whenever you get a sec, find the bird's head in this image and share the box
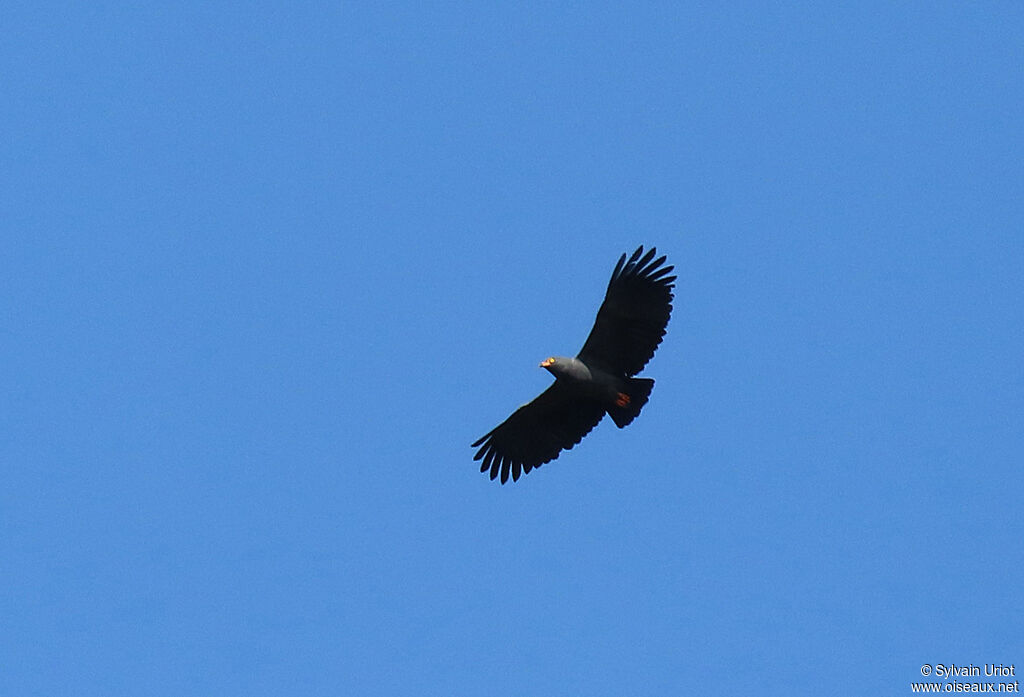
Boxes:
[540,356,567,377]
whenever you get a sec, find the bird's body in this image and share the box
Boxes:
[540,356,651,422]
[472,246,675,484]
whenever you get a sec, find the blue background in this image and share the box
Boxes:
[3,3,1022,695]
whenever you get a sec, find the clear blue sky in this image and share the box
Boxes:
[2,3,1022,695]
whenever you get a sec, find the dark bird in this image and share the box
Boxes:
[472,245,675,484]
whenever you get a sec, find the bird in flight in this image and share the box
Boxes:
[472,245,675,484]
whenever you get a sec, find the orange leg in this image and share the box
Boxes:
[615,392,631,408]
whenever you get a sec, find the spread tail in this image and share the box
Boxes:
[608,377,655,428]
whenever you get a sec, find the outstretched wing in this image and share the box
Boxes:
[577,245,675,376]
[471,381,606,484]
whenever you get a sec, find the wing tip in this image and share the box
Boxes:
[614,244,675,280]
